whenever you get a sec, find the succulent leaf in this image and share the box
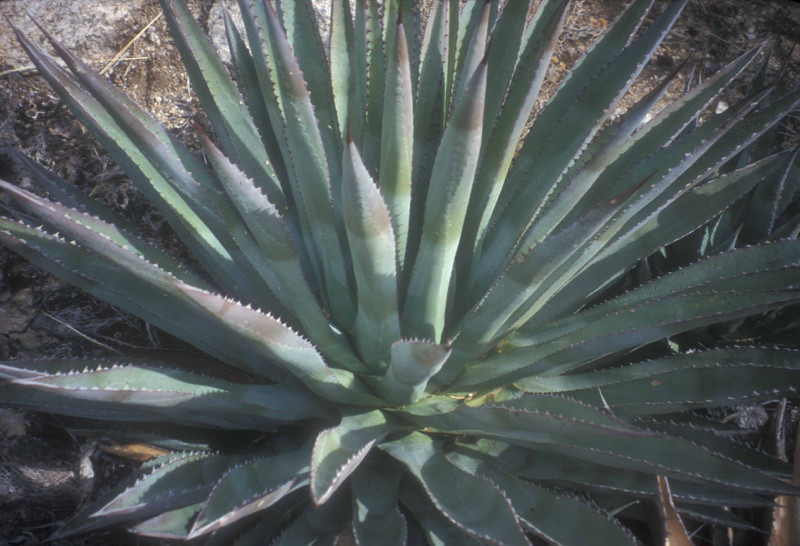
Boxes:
[188,444,311,538]
[311,409,397,505]
[2,0,799,542]
[350,459,407,546]
[380,431,531,546]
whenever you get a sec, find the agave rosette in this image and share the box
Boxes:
[2,0,800,543]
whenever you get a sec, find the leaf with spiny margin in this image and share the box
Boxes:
[517,115,800,328]
[610,88,800,252]
[379,12,414,269]
[505,150,794,333]
[2,361,329,425]
[443,0,458,110]
[342,136,401,367]
[198,132,365,373]
[510,1,689,262]
[175,284,380,406]
[379,431,531,546]
[453,180,638,364]
[398,480,483,546]
[351,458,407,546]
[377,340,452,405]
[187,444,311,539]
[311,409,398,505]
[221,3,288,186]
[0,219,279,380]
[409,0,447,235]
[741,149,800,244]
[272,497,351,546]
[260,0,355,328]
[452,0,493,111]
[362,0,386,175]
[276,0,341,178]
[635,415,791,477]
[446,446,637,546]
[410,398,799,496]
[578,45,762,210]
[477,0,671,285]
[468,439,770,508]
[528,166,792,332]
[449,0,488,110]
[516,347,800,417]
[97,452,233,519]
[453,240,800,389]
[0,188,371,401]
[462,0,567,276]
[48,453,224,539]
[159,0,283,203]
[479,0,529,133]
[11,152,143,238]
[330,0,355,143]
[403,55,487,341]
[348,0,368,149]
[10,24,260,300]
[27,15,287,313]
[0,176,203,288]
[127,502,203,539]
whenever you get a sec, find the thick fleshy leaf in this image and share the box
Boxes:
[174,284,380,405]
[516,347,800,416]
[0,219,280,380]
[380,431,531,546]
[0,172,203,288]
[198,133,365,373]
[470,439,770,508]
[351,459,407,546]
[48,452,222,539]
[461,0,568,279]
[476,0,683,287]
[271,498,351,546]
[259,0,355,328]
[446,446,637,545]
[452,181,640,366]
[0,360,330,426]
[221,3,289,186]
[378,340,452,404]
[379,13,414,268]
[409,398,799,496]
[159,0,283,203]
[10,24,263,301]
[128,502,204,539]
[453,240,800,389]
[311,409,397,505]
[0,182,376,403]
[398,480,482,546]
[188,444,311,538]
[403,54,488,341]
[342,136,402,367]
[97,452,233,519]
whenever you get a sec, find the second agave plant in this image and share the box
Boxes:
[2,0,800,543]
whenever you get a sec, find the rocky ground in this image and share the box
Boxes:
[0,0,799,544]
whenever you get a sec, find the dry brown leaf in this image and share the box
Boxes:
[98,441,171,462]
[768,425,800,546]
[657,475,694,546]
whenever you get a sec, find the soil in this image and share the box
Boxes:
[0,1,799,545]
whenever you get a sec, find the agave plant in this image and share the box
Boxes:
[2,0,800,543]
